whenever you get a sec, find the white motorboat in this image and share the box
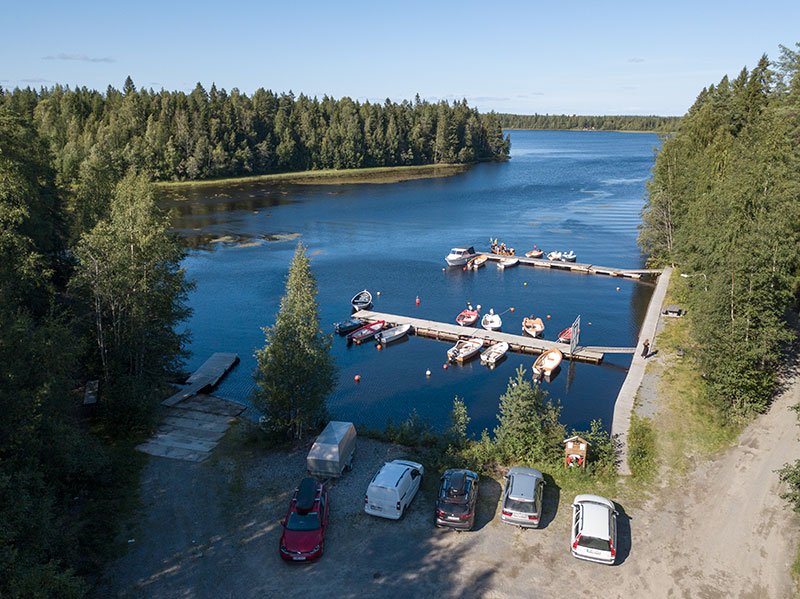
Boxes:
[547,251,562,261]
[375,323,412,345]
[481,308,502,331]
[447,338,484,363]
[480,341,509,366]
[445,245,477,267]
[562,250,576,262]
[351,289,373,310]
[498,257,519,269]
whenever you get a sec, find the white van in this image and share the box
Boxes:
[364,460,424,520]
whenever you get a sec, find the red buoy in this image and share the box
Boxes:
[354,375,361,383]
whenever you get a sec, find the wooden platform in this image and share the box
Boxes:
[352,310,605,364]
[137,394,245,462]
[163,353,240,406]
[478,252,661,279]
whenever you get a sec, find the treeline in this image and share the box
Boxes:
[0,79,510,186]
[639,43,800,419]
[0,102,192,595]
[498,112,680,131]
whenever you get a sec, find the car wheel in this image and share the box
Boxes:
[399,505,406,520]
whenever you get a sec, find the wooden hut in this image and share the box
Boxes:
[563,435,589,469]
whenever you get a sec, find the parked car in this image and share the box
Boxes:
[500,467,545,528]
[435,469,479,531]
[279,477,328,562]
[364,459,424,520]
[570,494,618,565]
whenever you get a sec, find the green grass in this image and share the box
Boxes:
[792,542,800,597]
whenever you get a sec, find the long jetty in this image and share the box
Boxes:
[352,310,606,364]
[478,252,660,279]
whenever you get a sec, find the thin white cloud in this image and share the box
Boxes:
[21,78,50,83]
[42,53,114,63]
[628,57,645,63]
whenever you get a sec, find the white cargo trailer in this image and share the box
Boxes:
[306,421,356,478]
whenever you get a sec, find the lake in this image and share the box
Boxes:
[163,130,659,435]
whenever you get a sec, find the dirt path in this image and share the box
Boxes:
[95,356,800,599]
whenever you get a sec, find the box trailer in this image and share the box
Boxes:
[306,421,356,478]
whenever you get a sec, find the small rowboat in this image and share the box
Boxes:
[525,249,544,258]
[447,338,484,363]
[467,255,488,270]
[334,318,364,335]
[532,348,563,379]
[347,320,385,345]
[481,308,502,331]
[498,257,519,269]
[557,327,578,343]
[456,304,480,326]
[561,250,577,262]
[480,341,509,367]
[547,251,562,261]
[351,289,373,310]
[375,323,411,345]
[522,316,545,338]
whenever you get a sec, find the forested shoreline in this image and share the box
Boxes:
[639,44,800,420]
[498,113,680,132]
[0,80,510,187]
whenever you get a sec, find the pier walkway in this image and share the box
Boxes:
[610,266,673,474]
[352,310,605,363]
[478,252,661,279]
[163,352,239,407]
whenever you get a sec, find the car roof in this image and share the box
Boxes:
[507,468,542,500]
[578,500,612,539]
[372,461,412,487]
[295,477,320,512]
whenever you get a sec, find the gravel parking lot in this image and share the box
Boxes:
[97,362,800,599]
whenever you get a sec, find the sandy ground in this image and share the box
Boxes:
[95,349,800,599]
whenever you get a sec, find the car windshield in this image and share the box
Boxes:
[505,498,535,513]
[286,511,320,531]
[577,536,610,551]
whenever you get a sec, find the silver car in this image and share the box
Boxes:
[570,494,618,565]
[500,467,545,528]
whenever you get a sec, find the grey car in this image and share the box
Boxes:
[500,467,545,528]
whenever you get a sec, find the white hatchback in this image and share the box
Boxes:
[570,494,618,565]
[364,460,424,520]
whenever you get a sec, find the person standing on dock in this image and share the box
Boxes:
[641,339,650,358]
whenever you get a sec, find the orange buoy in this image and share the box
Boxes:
[524,282,527,286]
[354,375,361,383]
[510,307,515,313]
[356,339,361,345]
[443,363,448,370]
[588,322,592,325]
[546,314,551,319]
[416,296,420,305]
[376,344,382,350]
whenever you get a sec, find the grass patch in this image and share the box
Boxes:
[792,541,800,597]
[157,163,472,190]
[628,413,657,482]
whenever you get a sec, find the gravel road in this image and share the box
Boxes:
[95,352,800,599]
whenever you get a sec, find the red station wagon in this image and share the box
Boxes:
[279,477,328,562]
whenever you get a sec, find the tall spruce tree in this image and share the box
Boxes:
[253,242,337,438]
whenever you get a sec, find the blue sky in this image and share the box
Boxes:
[3,0,798,116]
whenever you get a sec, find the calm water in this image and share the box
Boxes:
[164,130,659,434]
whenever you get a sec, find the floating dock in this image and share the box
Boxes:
[477,253,660,279]
[162,352,240,407]
[352,310,606,364]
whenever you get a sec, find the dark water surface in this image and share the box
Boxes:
[164,130,659,434]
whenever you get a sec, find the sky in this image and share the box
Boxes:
[2,0,799,116]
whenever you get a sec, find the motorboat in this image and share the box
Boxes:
[334,318,364,335]
[547,251,562,261]
[351,289,373,311]
[490,242,515,256]
[456,304,480,326]
[522,316,545,338]
[346,320,385,345]
[498,257,519,269]
[467,254,488,269]
[375,323,412,345]
[447,338,484,363]
[445,246,477,267]
[480,341,509,367]
[481,308,502,331]
[532,348,563,379]
[525,249,544,258]
[562,250,577,262]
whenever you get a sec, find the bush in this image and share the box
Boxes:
[628,413,657,480]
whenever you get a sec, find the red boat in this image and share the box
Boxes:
[456,305,479,327]
[347,320,385,344]
[557,327,579,343]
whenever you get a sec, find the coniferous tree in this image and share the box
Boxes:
[253,243,337,438]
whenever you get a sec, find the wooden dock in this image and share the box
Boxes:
[478,252,660,279]
[163,352,240,407]
[352,310,605,364]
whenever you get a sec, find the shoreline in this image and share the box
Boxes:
[502,128,669,134]
[157,163,475,190]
